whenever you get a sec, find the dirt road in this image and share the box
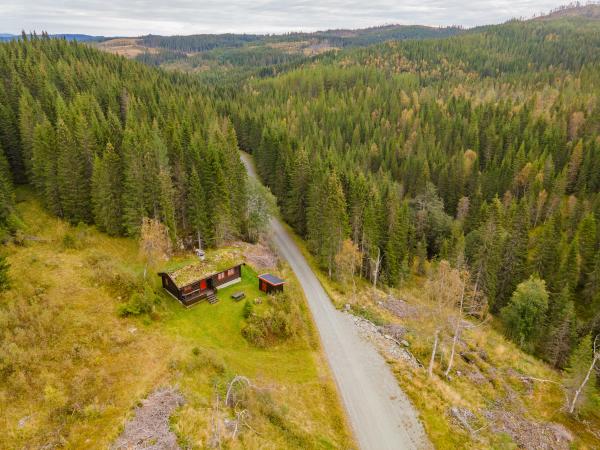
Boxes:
[241,152,431,450]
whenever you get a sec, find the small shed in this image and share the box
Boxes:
[158,263,243,307]
[258,273,285,294]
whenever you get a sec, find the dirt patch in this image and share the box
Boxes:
[483,408,573,450]
[242,241,278,270]
[380,295,419,319]
[95,38,159,58]
[112,387,185,450]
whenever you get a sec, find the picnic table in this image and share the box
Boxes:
[231,291,245,301]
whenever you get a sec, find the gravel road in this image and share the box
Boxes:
[241,152,431,450]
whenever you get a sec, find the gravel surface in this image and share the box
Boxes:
[112,387,185,450]
[348,314,421,368]
[241,152,431,450]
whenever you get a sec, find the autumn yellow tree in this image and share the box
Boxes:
[139,218,172,279]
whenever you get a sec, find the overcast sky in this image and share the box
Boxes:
[2,0,565,36]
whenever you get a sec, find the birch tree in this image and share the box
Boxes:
[139,218,172,279]
[425,261,463,377]
[566,334,599,414]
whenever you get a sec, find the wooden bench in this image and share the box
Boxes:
[231,291,245,301]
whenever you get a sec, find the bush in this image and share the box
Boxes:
[117,283,160,317]
[0,254,9,292]
[88,252,141,298]
[242,299,254,319]
[241,292,302,347]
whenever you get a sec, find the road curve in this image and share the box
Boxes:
[241,152,431,450]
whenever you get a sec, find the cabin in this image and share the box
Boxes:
[158,263,243,307]
[258,273,285,294]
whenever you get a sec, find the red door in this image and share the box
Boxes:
[260,280,267,292]
[200,279,207,290]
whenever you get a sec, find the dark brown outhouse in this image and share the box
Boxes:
[158,263,243,307]
[258,273,285,294]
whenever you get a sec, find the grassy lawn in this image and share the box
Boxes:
[162,265,320,384]
[0,193,353,449]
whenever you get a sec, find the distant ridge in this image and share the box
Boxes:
[535,2,600,20]
[0,33,105,42]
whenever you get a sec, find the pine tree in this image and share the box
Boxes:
[577,213,597,284]
[187,167,209,248]
[91,143,123,235]
[307,171,349,277]
[56,115,89,223]
[0,143,13,230]
[385,200,411,286]
[285,146,310,236]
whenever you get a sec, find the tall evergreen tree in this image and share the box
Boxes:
[307,171,349,277]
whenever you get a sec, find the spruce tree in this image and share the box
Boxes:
[543,287,576,368]
[307,171,349,277]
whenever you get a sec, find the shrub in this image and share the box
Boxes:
[118,283,160,317]
[62,233,76,249]
[0,254,9,292]
[242,299,254,319]
[241,292,302,347]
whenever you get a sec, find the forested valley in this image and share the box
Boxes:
[1,5,600,448]
[220,14,600,394]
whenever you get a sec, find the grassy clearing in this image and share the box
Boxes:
[0,193,353,449]
[286,224,600,449]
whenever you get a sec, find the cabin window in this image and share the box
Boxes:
[218,272,225,280]
[227,268,235,276]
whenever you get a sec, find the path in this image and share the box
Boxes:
[240,152,431,450]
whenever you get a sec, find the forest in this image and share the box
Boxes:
[1,8,599,439]
[218,15,600,380]
[0,34,250,249]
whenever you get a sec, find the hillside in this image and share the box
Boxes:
[536,3,600,20]
[212,14,600,446]
[0,193,352,448]
[93,24,462,76]
[2,8,600,449]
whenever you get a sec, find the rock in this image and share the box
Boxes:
[346,313,421,368]
[549,423,573,443]
[128,327,137,334]
[17,415,31,429]
[449,406,476,432]
[254,298,262,304]
[344,303,351,311]
[401,340,410,347]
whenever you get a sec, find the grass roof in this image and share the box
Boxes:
[168,257,242,287]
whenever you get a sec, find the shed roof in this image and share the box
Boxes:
[258,273,285,286]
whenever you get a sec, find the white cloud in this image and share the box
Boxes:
[3,0,564,36]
